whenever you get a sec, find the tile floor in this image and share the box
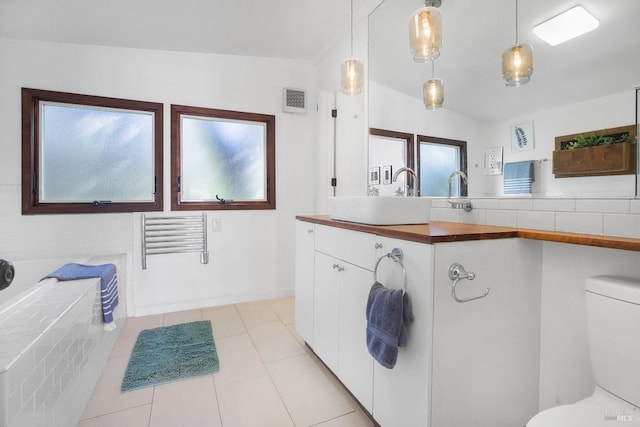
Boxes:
[78,297,375,427]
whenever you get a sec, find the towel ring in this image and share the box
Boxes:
[373,248,408,293]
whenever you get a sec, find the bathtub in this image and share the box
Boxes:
[0,254,126,427]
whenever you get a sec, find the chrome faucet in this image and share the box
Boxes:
[392,167,417,197]
[447,170,473,211]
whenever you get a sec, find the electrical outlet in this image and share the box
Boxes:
[484,147,503,175]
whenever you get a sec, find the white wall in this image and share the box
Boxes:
[0,38,317,316]
[480,91,636,198]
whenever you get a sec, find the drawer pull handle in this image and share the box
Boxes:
[332,263,345,272]
[374,242,383,249]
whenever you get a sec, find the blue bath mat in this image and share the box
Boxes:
[121,320,219,392]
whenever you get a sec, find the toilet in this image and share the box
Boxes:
[527,276,640,426]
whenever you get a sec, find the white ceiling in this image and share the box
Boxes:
[1,0,639,123]
[369,0,640,122]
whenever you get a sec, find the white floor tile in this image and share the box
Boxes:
[202,305,246,338]
[78,404,151,427]
[163,309,203,326]
[266,354,354,426]
[246,320,306,363]
[234,300,278,326]
[312,411,374,427]
[80,355,154,419]
[216,375,294,427]
[213,333,267,386]
[267,296,295,325]
[149,375,222,427]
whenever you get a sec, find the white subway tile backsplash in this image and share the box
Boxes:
[604,214,640,239]
[485,209,518,227]
[533,198,576,212]
[470,198,500,210]
[555,212,603,235]
[630,200,640,214]
[576,199,630,214]
[517,210,556,231]
[499,198,534,211]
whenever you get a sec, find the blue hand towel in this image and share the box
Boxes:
[43,263,119,329]
[366,282,413,369]
[504,160,534,194]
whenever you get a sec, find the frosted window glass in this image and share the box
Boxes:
[180,116,266,201]
[40,103,155,202]
[420,142,460,197]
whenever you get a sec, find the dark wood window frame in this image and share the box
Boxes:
[21,88,164,215]
[369,127,416,189]
[417,134,468,196]
[171,104,276,211]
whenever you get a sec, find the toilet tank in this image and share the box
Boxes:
[586,276,640,408]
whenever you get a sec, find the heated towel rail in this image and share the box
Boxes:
[141,213,209,269]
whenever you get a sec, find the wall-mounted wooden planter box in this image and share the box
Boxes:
[552,125,637,178]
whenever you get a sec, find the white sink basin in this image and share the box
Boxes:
[328,196,431,225]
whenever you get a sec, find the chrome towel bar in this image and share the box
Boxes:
[141,213,209,269]
[373,248,407,293]
[449,262,489,303]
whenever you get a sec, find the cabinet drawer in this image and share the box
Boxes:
[315,225,383,270]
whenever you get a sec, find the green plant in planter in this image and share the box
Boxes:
[566,131,636,150]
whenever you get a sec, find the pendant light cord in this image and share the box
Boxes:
[350,0,354,56]
[515,0,519,44]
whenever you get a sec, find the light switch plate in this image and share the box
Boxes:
[484,147,503,175]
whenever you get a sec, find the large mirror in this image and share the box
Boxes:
[368,0,640,198]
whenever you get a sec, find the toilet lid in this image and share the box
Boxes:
[527,389,639,427]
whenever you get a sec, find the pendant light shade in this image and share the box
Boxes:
[341,0,363,95]
[424,78,444,109]
[502,0,533,86]
[341,58,364,95]
[409,1,443,62]
[502,43,533,87]
[424,60,444,109]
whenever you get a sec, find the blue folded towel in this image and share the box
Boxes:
[366,282,413,369]
[43,263,119,329]
[504,160,534,194]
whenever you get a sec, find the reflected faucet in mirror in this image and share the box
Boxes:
[392,167,417,197]
[447,170,472,211]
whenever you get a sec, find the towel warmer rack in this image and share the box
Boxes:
[141,213,209,269]
[373,248,407,293]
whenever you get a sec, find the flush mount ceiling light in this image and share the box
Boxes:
[423,60,444,109]
[502,0,533,87]
[341,0,364,95]
[409,0,443,62]
[533,6,599,46]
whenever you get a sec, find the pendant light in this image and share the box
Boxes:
[502,0,533,87]
[423,60,444,109]
[409,0,443,62]
[341,0,363,95]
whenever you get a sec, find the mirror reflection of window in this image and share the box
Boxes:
[368,128,414,196]
[418,135,467,197]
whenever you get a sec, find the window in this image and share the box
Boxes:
[171,105,276,211]
[22,88,163,214]
[417,135,467,197]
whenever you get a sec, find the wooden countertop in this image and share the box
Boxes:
[296,215,640,252]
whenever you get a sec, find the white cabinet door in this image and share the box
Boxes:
[313,251,341,373]
[338,262,374,412]
[295,221,315,345]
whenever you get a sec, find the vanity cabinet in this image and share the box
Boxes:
[296,219,541,427]
[296,222,434,422]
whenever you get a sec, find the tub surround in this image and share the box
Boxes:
[297,215,640,252]
[0,254,126,427]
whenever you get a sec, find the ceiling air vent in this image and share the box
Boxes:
[283,88,306,114]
